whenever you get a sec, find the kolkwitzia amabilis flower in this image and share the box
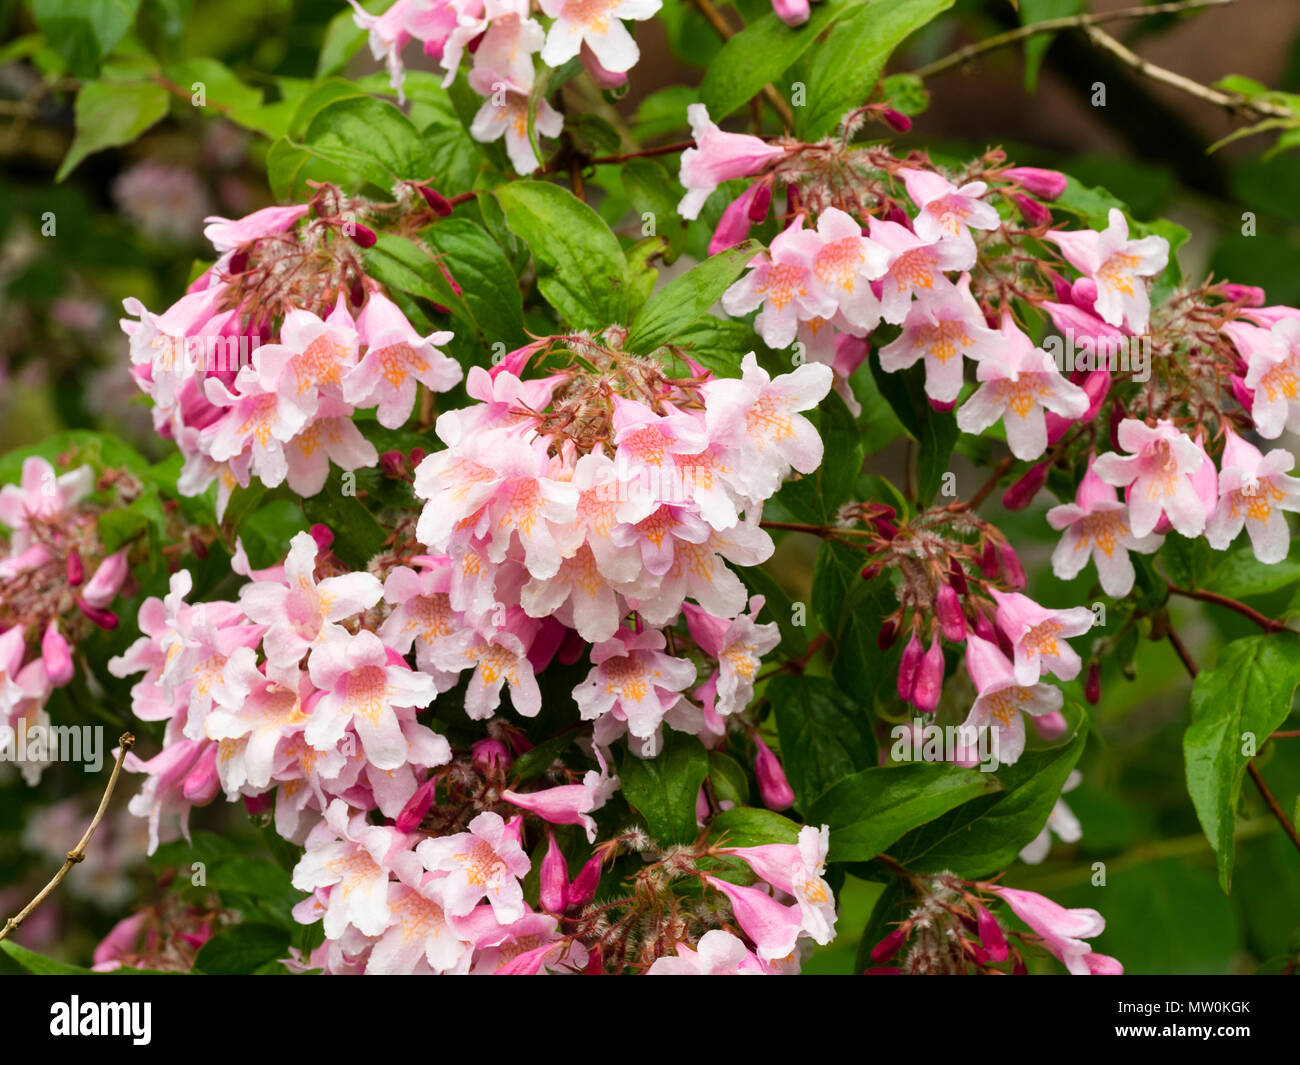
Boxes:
[678,104,786,220]
[501,763,620,842]
[955,314,1088,460]
[989,885,1121,975]
[1206,426,1300,563]
[415,811,531,921]
[1043,208,1168,332]
[718,824,837,945]
[867,216,974,322]
[1238,317,1300,438]
[647,929,771,974]
[1046,455,1164,596]
[897,167,1002,262]
[878,273,1001,403]
[806,207,891,330]
[467,70,564,175]
[538,0,661,74]
[1019,770,1083,864]
[573,626,697,749]
[1092,418,1214,538]
[683,595,780,718]
[988,588,1095,686]
[960,636,1064,766]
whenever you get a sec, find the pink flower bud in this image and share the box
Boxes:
[66,549,84,586]
[936,584,967,642]
[540,831,569,913]
[881,200,911,229]
[754,734,795,811]
[973,611,998,646]
[417,184,454,217]
[1011,193,1051,227]
[410,446,427,468]
[897,631,923,702]
[379,450,407,477]
[1230,374,1254,411]
[870,926,908,962]
[1002,462,1049,511]
[747,181,772,223]
[1002,166,1068,200]
[911,636,945,713]
[998,542,1026,590]
[395,777,438,833]
[709,183,762,255]
[568,853,602,907]
[182,744,220,805]
[76,599,118,630]
[1032,710,1069,740]
[879,107,912,134]
[471,737,512,773]
[81,549,129,608]
[978,541,1000,579]
[243,793,272,817]
[876,617,899,650]
[975,902,1009,963]
[948,559,968,595]
[310,523,334,552]
[347,223,377,248]
[41,621,74,686]
[1219,282,1265,306]
[771,0,810,25]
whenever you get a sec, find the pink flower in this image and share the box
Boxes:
[572,626,696,747]
[684,596,780,717]
[501,765,619,843]
[960,636,1064,766]
[239,531,383,668]
[1002,167,1068,200]
[753,733,795,810]
[990,885,1119,975]
[721,216,839,348]
[1206,427,1300,563]
[1241,317,1300,439]
[342,291,461,428]
[721,824,837,944]
[898,167,1001,262]
[770,0,809,25]
[202,203,310,253]
[647,929,770,974]
[955,314,1088,460]
[538,0,660,75]
[81,549,130,609]
[1044,209,1168,332]
[703,352,833,501]
[0,457,93,553]
[40,622,74,687]
[1092,419,1214,538]
[867,217,973,323]
[805,207,891,331]
[704,876,804,961]
[467,71,564,175]
[428,609,544,720]
[879,273,1000,403]
[378,562,464,689]
[305,630,439,770]
[678,104,786,220]
[368,875,474,974]
[415,811,531,922]
[1047,456,1163,596]
[988,588,1094,686]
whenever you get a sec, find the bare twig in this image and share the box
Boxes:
[0,732,135,944]
[1167,584,1289,633]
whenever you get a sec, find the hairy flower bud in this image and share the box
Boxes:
[540,830,569,913]
[754,734,795,811]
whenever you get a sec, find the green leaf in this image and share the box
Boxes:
[57,79,170,181]
[708,750,751,806]
[885,707,1089,877]
[798,0,955,139]
[706,807,800,847]
[868,354,957,504]
[739,564,809,659]
[619,732,710,844]
[830,572,898,711]
[494,182,628,330]
[301,479,386,570]
[194,923,290,975]
[700,0,858,121]
[1210,542,1300,599]
[423,218,528,353]
[0,939,177,975]
[625,240,761,354]
[809,762,1001,861]
[1184,632,1300,892]
[768,674,877,812]
[33,0,141,78]
[300,95,434,192]
[621,156,689,263]
[317,8,369,78]
[238,498,309,571]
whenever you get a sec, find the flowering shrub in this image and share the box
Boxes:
[3,0,1300,977]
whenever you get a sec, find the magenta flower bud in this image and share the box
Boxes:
[1002,166,1068,200]
[417,184,454,217]
[860,561,882,581]
[1084,661,1101,705]
[973,612,1000,654]
[396,777,438,833]
[568,852,602,907]
[928,396,957,413]
[540,831,569,913]
[76,599,118,630]
[936,584,967,642]
[754,734,796,811]
[873,517,899,539]
[771,0,810,25]
[870,926,908,963]
[881,200,911,229]
[876,616,899,650]
[1011,193,1051,228]
[243,792,272,817]
[978,541,1000,579]
[911,636,945,713]
[81,549,129,608]
[975,902,1009,963]
[879,107,912,134]
[66,549,84,587]
[747,181,772,223]
[1230,374,1254,411]
[41,621,74,686]
[708,183,762,255]
[998,542,1026,590]
[1032,711,1069,741]
[181,744,220,805]
[347,222,377,248]
[379,449,407,477]
[897,631,923,702]
[1220,282,1265,307]
[948,559,968,595]
[410,446,427,468]
[1002,462,1050,511]
[471,737,512,773]
[309,523,334,553]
